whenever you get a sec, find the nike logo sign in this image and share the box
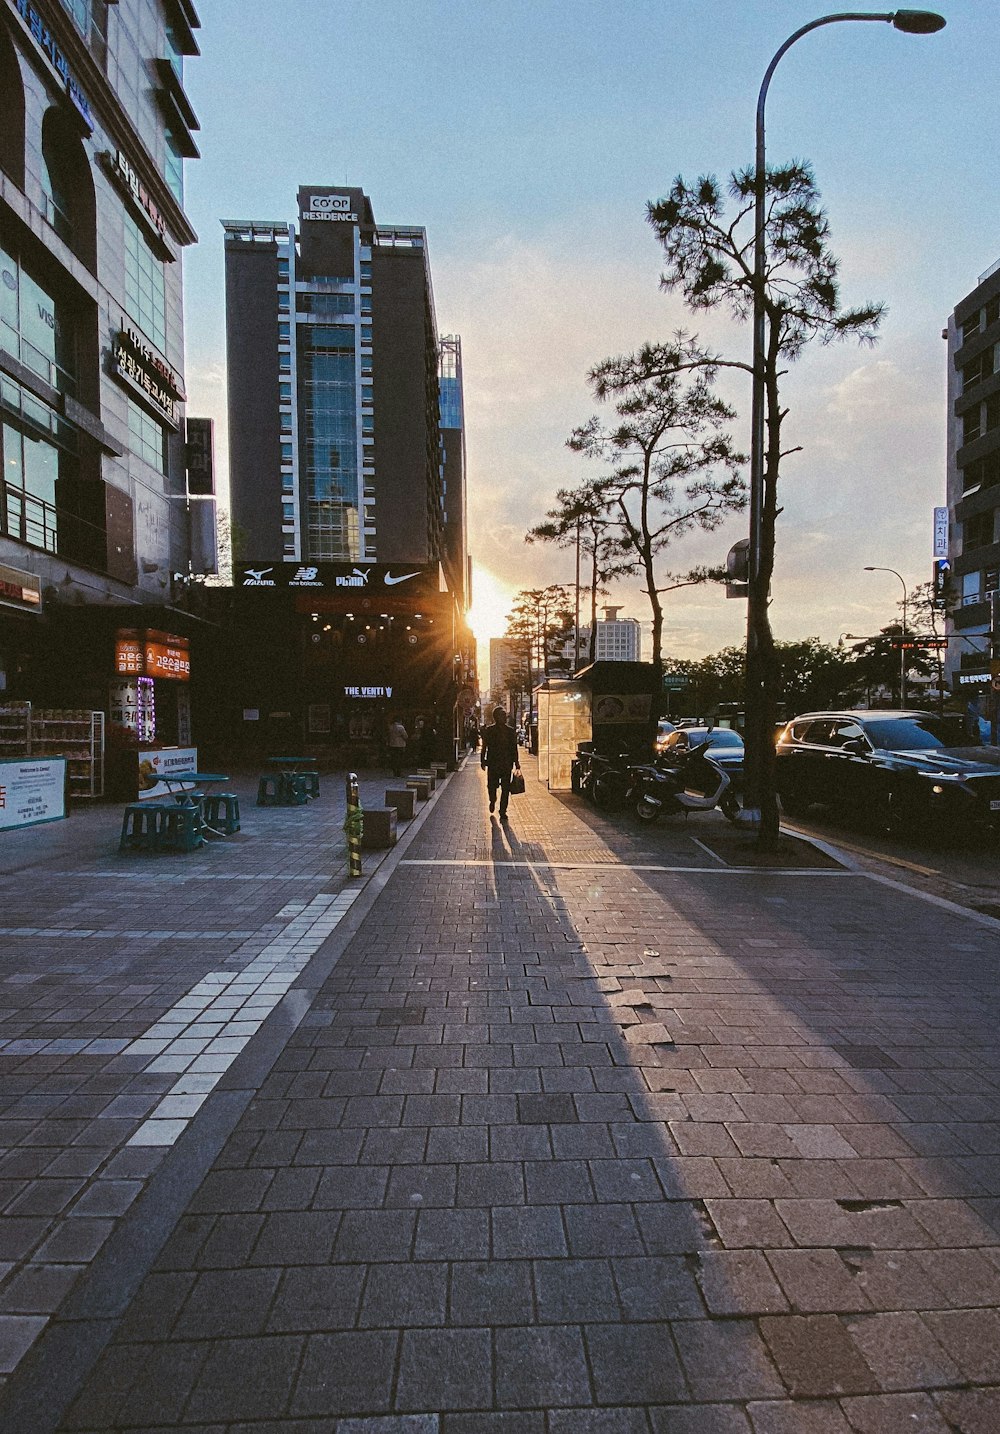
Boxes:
[384,572,419,586]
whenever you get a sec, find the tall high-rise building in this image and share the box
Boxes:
[223,186,448,569]
[577,608,643,664]
[1,0,207,744]
[439,333,468,610]
[944,259,1000,698]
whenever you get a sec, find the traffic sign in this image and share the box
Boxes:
[662,674,689,690]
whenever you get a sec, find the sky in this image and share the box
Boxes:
[181,0,1000,677]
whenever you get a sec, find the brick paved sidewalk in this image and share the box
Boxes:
[2,757,1000,1432]
[0,765,439,1393]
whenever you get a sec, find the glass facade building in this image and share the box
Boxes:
[224,187,454,573]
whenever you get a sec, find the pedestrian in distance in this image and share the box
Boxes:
[387,716,408,777]
[480,705,521,820]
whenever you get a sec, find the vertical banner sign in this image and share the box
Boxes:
[186,418,215,496]
[933,507,949,559]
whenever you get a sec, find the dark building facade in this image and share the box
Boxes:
[223,187,449,571]
[217,186,475,760]
[945,259,1000,699]
[0,0,209,747]
[439,332,469,611]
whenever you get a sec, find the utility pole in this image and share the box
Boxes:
[573,516,581,673]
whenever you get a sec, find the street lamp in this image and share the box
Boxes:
[742,9,945,835]
[864,565,909,707]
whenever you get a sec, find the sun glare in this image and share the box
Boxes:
[466,565,517,684]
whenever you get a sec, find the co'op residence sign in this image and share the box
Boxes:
[238,563,445,601]
[303,193,357,223]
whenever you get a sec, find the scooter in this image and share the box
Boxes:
[626,741,741,824]
[573,747,634,811]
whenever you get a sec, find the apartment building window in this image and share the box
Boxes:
[963,407,982,445]
[127,397,167,473]
[961,572,981,606]
[123,213,166,351]
[986,297,1000,328]
[962,346,996,392]
[281,473,294,493]
[964,509,996,552]
[986,567,1000,596]
[962,313,981,345]
[298,293,354,315]
[962,453,1000,493]
[986,393,1000,433]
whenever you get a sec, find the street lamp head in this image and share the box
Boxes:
[890,10,947,34]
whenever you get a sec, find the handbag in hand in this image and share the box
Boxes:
[509,770,526,795]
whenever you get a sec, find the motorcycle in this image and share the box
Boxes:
[573,747,634,812]
[626,740,742,824]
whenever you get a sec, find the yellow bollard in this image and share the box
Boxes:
[344,771,363,877]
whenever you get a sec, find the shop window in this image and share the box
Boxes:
[123,212,166,351]
[0,28,25,187]
[126,397,167,473]
[39,109,97,271]
[964,509,996,553]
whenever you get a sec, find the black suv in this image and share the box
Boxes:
[775,710,1000,834]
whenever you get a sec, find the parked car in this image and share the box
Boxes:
[774,709,1000,834]
[654,720,676,752]
[660,725,745,790]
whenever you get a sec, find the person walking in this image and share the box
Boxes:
[480,705,520,820]
[387,717,408,777]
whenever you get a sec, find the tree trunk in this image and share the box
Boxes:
[751,333,783,849]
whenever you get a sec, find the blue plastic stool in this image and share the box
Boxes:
[119,802,165,852]
[257,774,281,806]
[204,793,241,834]
[279,772,309,805]
[159,804,203,852]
